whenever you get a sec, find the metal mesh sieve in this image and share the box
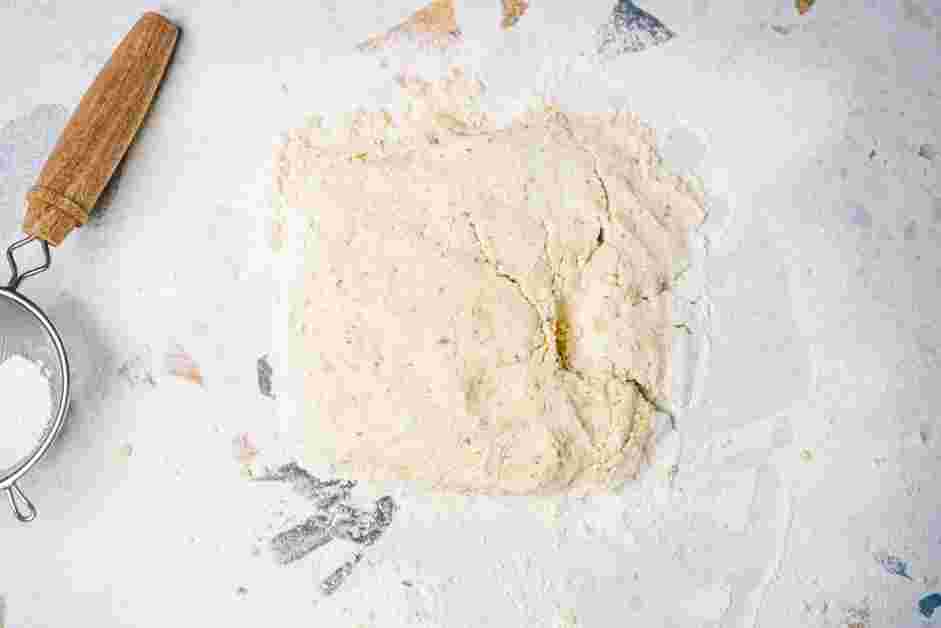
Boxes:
[0,236,71,522]
[0,12,178,524]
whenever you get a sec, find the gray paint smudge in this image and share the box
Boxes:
[874,551,913,580]
[256,462,397,595]
[902,0,934,29]
[118,349,157,388]
[257,354,275,399]
[919,143,938,161]
[844,602,871,626]
[596,0,675,58]
[270,515,333,565]
[321,553,364,596]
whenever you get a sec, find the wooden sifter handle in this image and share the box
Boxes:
[23,13,178,246]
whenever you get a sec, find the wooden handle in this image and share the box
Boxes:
[23,13,178,246]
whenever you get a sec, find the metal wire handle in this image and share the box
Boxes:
[6,236,51,291]
[6,483,37,522]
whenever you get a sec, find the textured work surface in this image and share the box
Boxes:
[0,1,939,626]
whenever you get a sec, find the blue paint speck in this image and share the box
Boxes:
[849,205,873,228]
[875,551,913,580]
[0,144,13,175]
[919,593,941,620]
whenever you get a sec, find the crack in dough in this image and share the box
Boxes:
[278,70,704,494]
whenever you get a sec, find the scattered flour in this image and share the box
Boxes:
[0,354,52,472]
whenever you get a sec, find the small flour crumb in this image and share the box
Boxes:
[0,354,52,472]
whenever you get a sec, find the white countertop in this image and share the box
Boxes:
[1,1,939,626]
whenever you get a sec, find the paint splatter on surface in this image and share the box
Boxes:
[500,0,529,29]
[919,144,938,161]
[357,0,461,51]
[796,0,815,15]
[256,355,275,399]
[256,463,397,595]
[165,345,204,386]
[233,434,258,465]
[874,551,913,580]
[919,593,941,620]
[849,205,873,228]
[596,0,675,58]
[117,443,134,460]
[0,144,14,175]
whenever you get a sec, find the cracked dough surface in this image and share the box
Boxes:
[279,72,704,494]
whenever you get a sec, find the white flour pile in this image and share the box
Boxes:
[278,70,704,494]
[0,354,52,472]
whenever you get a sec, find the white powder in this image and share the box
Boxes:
[0,354,52,472]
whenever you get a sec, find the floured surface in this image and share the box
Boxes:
[279,72,704,494]
[3,2,940,627]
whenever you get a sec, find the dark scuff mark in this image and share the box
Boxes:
[257,354,275,399]
[256,463,397,596]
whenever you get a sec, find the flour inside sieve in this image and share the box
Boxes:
[0,353,54,474]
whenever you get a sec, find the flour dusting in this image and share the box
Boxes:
[0,354,52,472]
